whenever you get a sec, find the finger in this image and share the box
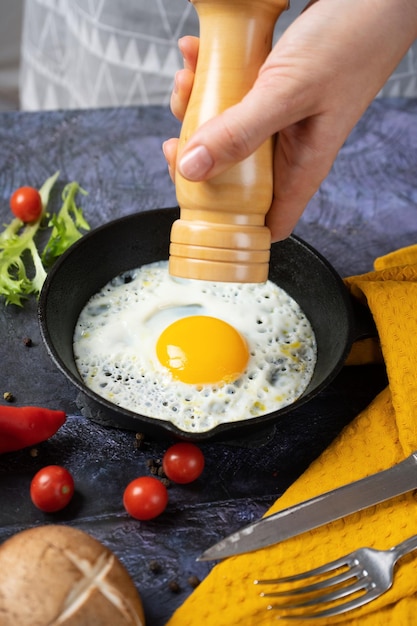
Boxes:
[171,68,195,122]
[162,138,179,183]
[266,119,342,242]
[178,36,199,72]
[176,76,309,181]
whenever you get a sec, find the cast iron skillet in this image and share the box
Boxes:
[38,207,371,442]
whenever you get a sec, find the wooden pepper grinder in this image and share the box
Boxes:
[169,0,289,283]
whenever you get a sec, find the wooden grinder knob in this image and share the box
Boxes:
[169,0,289,283]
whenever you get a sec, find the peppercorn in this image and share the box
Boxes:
[146,458,163,475]
[3,392,14,402]
[187,575,201,589]
[22,337,33,347]
[148,560,162,574]
[168,580,181,593]
[134,432,145,449]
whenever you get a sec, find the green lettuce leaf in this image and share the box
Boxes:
[0,172,90,306]
[41,182,90,267]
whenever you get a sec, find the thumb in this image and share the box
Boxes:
[177,81,293,181]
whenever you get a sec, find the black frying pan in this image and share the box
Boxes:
[38,207,371,442]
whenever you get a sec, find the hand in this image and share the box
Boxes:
[163,36,198,183]
[163,0,417,242]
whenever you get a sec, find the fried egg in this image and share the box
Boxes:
[73,261,317,433]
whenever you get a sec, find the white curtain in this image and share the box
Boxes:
[16,0,417,111]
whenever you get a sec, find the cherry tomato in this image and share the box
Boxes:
[123,476,168,520]
[162,443,205,484]
[10,186,42,222]
[30,465,75,513]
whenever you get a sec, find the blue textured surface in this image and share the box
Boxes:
[0,100,415,624]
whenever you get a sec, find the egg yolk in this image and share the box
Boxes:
[156,315,249,385]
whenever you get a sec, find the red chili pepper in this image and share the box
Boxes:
[0,406,66,454]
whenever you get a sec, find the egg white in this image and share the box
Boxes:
[73,261,317,433]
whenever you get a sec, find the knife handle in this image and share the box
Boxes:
[169,0,288,283]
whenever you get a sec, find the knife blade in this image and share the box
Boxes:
[198,451,417,561]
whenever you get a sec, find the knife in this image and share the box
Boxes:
[198,451,417,561]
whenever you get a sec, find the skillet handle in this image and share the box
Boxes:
[349,294,378,342]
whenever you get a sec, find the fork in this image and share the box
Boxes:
[254,533,417,619]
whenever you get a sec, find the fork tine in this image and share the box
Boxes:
[255,554,355,585]
[260,567,358,597]
[266,577,367,608]
[272,587,382,620]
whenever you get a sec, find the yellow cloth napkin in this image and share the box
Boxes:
[165,243,417,626]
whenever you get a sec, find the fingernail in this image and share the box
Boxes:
[179,145,214,180]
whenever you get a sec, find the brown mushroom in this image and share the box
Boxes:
[0,525,145,625]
